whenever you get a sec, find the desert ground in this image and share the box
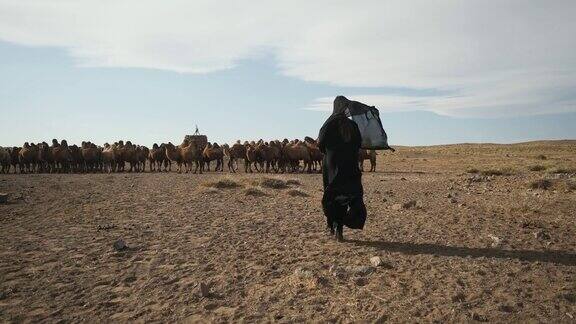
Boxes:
[1,140,575,323]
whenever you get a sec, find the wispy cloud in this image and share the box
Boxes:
[1,0,575,117]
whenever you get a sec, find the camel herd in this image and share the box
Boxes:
[0,137,378,174]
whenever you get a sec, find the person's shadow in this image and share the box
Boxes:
[348,239,576,266]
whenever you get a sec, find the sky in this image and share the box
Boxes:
[1,0,575,146]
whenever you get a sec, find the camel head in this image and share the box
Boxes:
[153,143,159,149]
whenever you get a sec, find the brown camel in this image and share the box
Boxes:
[0,147,11,174]
[19,142,38,173]
[181,139,204,174]
[165,142,183,173]
[203,143,224,172]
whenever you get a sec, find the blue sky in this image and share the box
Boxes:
[1,1,575,146]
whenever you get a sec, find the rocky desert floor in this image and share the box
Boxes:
[1,140,575,323]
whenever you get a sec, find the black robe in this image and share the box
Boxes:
[318,113,366,229]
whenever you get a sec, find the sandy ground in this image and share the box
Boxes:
[1,140,575,323]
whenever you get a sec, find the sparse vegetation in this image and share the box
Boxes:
[466,168,480,174]
[529,179,553,190]
[286,179,301,186]
[244,186,267,196]
[566,180,576,192]
[260,178,288,189]
[204,178,243,189]
[287,189,309,197]
[536,154,547,160]
[528,165,546,172]
[481,167,515,176]
[548,167,576,174]
[201,187,221,194]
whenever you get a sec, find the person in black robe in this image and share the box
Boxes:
[318,97,367,242]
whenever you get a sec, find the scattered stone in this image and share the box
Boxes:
[0,193,8,204]
[370,256,383,267]
[98,224,117,231]
[533,230,551,241]
[354,277,368,286]
[470,312,488,322]
[402,200,418,209]
[113,238,128,251]
[498,304,514,313]
[293,267,314,279]
[196,282,210,298]
[488,234,502,248]
[391,204,402,211]
[328,265,347,279]
[450,197,458,204]
[348,266,374,277]
[400,177,407,181]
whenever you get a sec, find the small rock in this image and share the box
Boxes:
[533,230,551,240]
[354,277,368,286]
[450,197,458,204]
[196,282,210,297]
[391,204,402,211]
[488,234,502,248]
[113,238,128,251]
[0,193,8,204]
[349,266,374,277]
[471,312,488,322]
[402,200,417,209]
[293,267,314,279]
[370,256,383,267]
[328,265,347,279]
[400,177,407,181]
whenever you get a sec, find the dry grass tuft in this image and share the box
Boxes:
[528,165,547,172]
[466,168,480,174]
[529,179,553,190]
[548,167,576,174]
[287,189,309,197]
[481,167,515,176]
[260,178,288,189]
[200,187,221,195]
[286,179,301,186]
[565,180,576,192]
[535,154,547,160]
[204,178,243,189]
[244,186,267,196]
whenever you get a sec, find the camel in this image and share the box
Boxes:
[148,144,166,172]
[81,141,100,173]
[136,146,149,172]
[203,143,224,172]
[51,140,73,173]
[68,144,83,173]
[36,142,55,173]
[224,141,246,173]
[9,147,20,173]
[245,143,261,173]
[358,149,377,172]
[180,139,204,173]
[101,143,116,173]
[304,137,323,172]
[255,142,281,173]
[19,142,38,173]
[0,147,11,174]
[280,141,312,173]
[165,142,184,173]
[121,141,139,172]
